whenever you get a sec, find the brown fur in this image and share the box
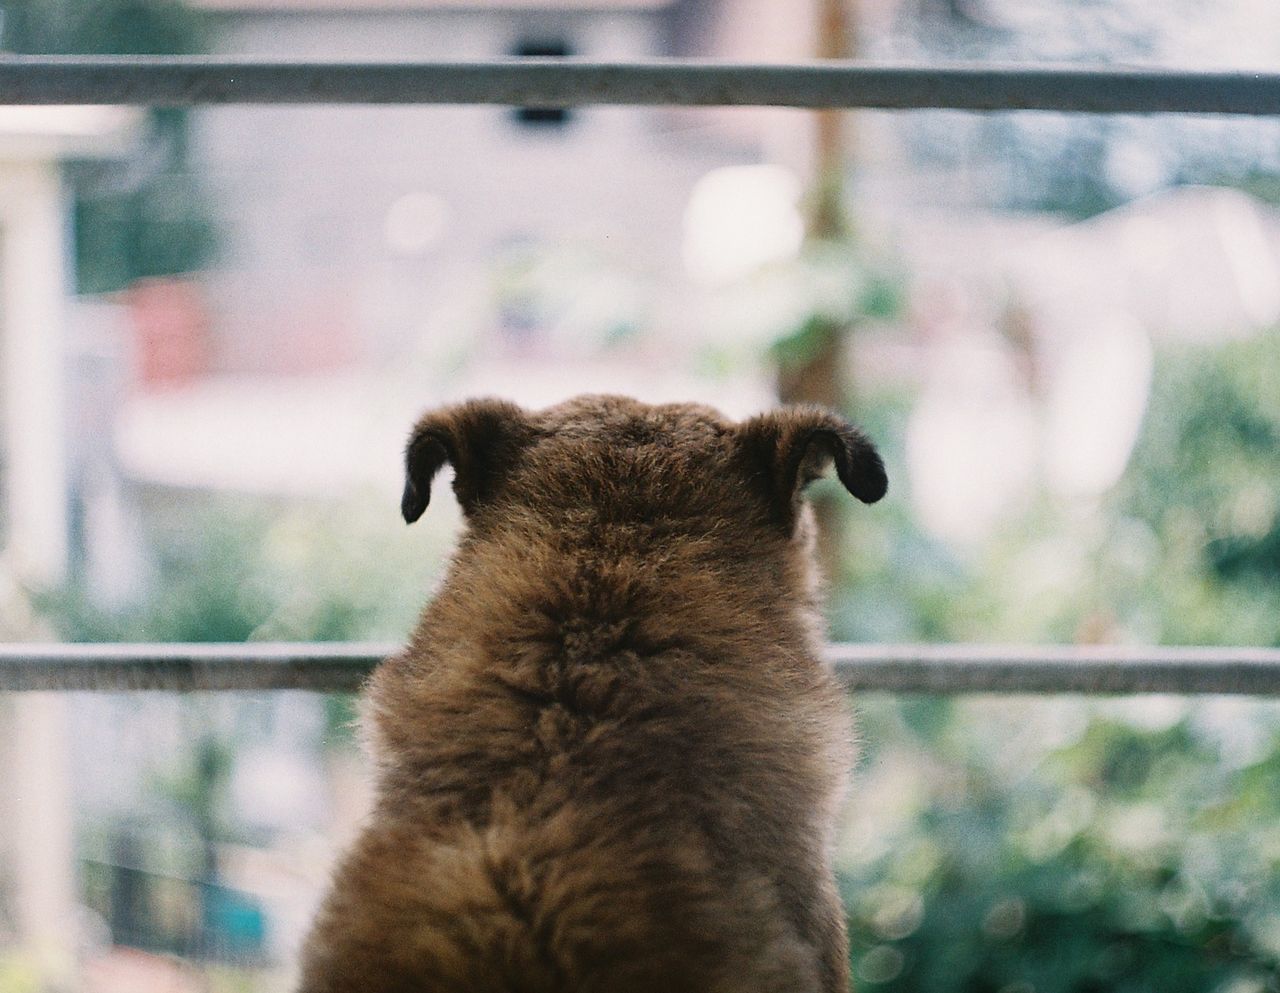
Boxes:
[298,394,886,993]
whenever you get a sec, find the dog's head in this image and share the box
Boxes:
[401,395,884,539]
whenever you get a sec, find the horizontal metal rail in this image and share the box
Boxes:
[0,642,390,693]
[0,57,1278,115]
[828,644,1280,695]
[1,642,1278,695]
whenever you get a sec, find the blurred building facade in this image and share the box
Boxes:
[182,0,767,375]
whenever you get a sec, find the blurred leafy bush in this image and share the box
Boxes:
[835,330,1280,990]
[43,493,449,645]
[841,696,1280,992]
[835,331,1280,648]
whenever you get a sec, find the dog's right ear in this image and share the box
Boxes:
[402,398,534,523]
[738,405,887,529]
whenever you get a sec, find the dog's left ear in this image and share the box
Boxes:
[402,398,534,523]
[739,406,887,524]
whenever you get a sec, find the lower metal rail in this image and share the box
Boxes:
[0,642,1277,695]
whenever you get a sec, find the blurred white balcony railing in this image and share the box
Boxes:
[1,643,1278,695]
[0,57,1279,115]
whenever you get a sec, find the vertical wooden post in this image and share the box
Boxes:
[778,0,857,585]
[810,0,854,242]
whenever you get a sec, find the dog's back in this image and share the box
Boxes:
[298,395,886,993]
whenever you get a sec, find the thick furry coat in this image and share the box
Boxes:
[298,394,886,993]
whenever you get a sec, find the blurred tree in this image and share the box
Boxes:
[842,702,1280,992]
[774,0,905,583]
[884,0,1280,217]
[1,0,217,292]
[831,328,1280,990]
[1108,332,1280,645]
[883,330,1280,648]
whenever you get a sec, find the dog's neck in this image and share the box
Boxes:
[422,511,826,666]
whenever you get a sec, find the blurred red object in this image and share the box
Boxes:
[125,278,211,391]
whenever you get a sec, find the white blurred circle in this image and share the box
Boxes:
[683,165,805,285]
[384,192,450,256]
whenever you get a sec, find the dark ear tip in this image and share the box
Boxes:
[401,483,428,524]
[402,430,449,523]
[850,455,888,504]
[832,431,888,504]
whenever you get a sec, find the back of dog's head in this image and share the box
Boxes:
[401,394,886,549]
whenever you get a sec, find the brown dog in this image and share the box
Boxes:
[298,394,886,993]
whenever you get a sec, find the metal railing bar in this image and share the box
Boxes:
[1,642,1278,695]
[0,57,1278,115]
[0,642,392,693]
[828,643,1280,695]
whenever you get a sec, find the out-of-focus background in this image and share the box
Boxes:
[1,1,1279,990]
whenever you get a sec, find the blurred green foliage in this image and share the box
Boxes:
[841,696,1280,992]
[1,0,216,292]
[767,238,905,375]
[44,494,447,645]
[1,0,207,54]
[834,331,1280,648]
[1115,334,1280,643]
[41,492,454,756]
[833,330,1280,990]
